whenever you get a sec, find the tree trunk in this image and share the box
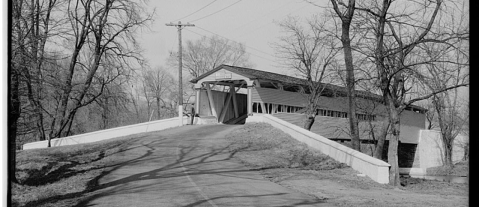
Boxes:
[10,0,24,181]
[387,99,401,186]
[374,119,390,160]
[331,0,360,152]
[56,28,104,137]
[156,97,161,120]
[29,0,47,141]
[442,135,454,167]
[52,49,80,138]
[52,1,91,138]
[47,133,51,148]
[342,27,360,152]
[9,69,21,183]
[463,141,469,161]
[102,96,109,129]
[387,128,400,186]
[190,107,195,125]
[65,113,75,136]
[303,115,315,131]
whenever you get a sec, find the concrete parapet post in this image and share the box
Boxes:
[246,82,253,116]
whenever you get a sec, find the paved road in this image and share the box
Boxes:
[80,124,325,207]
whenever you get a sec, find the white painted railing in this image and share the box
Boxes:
[23,117,189,150]
[246,113,390,184]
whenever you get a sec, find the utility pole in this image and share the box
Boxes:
[166,21,194,126]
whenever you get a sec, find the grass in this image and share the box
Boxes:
[12,133,146,207]
[224,123,348,171]
[425,160,469,176]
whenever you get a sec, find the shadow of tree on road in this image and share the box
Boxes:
[23,125,324,207]
[182,193,326,207]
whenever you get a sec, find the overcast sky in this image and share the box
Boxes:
[139,0,328,74]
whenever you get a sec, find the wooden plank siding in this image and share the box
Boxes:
[198,90,212,116]
[198,89,247,122]
[196,68,250,84]
[252,87,307,107]
[251,87,388,116]
[317,96,388,115]
[205,84,217,117]
[218,93,232,123]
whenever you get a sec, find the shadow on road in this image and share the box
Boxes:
[24,125,324,207]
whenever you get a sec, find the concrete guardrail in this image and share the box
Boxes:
[23,117,190,150]
[246,114,390,184]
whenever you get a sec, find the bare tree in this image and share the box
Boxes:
[143,66,174,120]
[353,0,469,185]
[274,16,339,130]
[329,0,362,151]
[10,0,45,183]
[10,0,24,184]
[49,0,153,139]
[141,78,154,121]
[128,83,143,123]
[168,35,253,78]
[419,101,438,130]
[459,111,469,161]
[10,0,62,154]
[23,0,60,141]
[421,40,469,167]
[95,80,132,129]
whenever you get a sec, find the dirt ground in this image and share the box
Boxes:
[225,123,469,207]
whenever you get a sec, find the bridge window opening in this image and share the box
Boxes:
[315,108,374,121]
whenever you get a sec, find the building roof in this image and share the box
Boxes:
[190,64,427,112]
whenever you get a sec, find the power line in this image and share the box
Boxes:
[189,0,243,22]
[195,26,275,58]
[184,28,276,63]
[230,0,295,31]
[233,3,310,39]
[166,22,195,125]
[171,0,218,22]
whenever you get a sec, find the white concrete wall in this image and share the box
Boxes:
[417,130,468,169]
[399,110,426,144]
[23,117,190,150]
[246,114,390,184]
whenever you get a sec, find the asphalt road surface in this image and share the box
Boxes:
[78,124,326,207]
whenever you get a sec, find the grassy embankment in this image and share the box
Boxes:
[224,123,468,203]
[224,123,347,171]
[224,123,468,187]
[12,133,146,207]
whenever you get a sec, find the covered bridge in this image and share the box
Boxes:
[190,64,425,124]
[190,64,429,168]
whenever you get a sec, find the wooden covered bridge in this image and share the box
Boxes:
[189,64,411,124]
[190,64,428,168]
